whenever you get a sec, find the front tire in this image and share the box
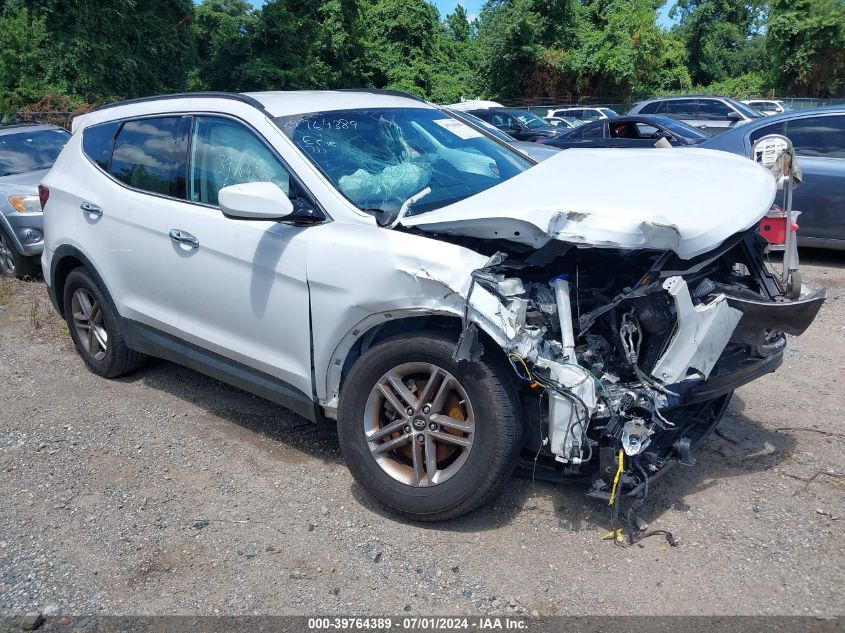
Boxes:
[0,227,39,279]
[63,268,146,378]
[338,332,522,521]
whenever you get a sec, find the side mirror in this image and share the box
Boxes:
[219,181,294,220]
[726,111,743,122]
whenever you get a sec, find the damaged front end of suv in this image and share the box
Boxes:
[401,148,825,531]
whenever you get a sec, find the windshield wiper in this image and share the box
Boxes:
[382,187,432,229]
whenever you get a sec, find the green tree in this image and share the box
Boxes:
[576,0,691,97]
[357,0,441,96]
[474,0,548,99]
[670,0,768,86]
[239,0,362,90]
[445,3,473,42]
[188,0,256,91]
[0,6,57,115]
[30,0,195,102]
[767,0,845,97]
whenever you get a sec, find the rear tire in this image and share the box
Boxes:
[63,268,146,378]
[338,332,522,521]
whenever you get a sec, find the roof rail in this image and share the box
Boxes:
[335,88,427,103]
[93,91,267,114]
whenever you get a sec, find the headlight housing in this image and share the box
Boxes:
[8,194,42,214]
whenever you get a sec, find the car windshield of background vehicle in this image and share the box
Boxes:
[0,129,70,176]
[599,108,619,117]
[275,108,531,216]
[728,99,765,119]
[512,111,548,129]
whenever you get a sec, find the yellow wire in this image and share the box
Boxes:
[508,353,533,381]
[608,449,624,506]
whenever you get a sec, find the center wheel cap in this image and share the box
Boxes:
[412,417,427,430]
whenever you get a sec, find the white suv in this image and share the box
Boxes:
[41,90,823,524]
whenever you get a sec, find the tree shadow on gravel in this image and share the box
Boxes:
[117,357,344,466]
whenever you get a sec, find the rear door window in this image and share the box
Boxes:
[108,117,182,196]
[749,122,787,147]
[785,115,845,158]
[639,102,662,114]
[697,99,733,121]
[666,100,698,118]
[571,122,603,139]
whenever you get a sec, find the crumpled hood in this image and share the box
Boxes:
[401,147,777,260]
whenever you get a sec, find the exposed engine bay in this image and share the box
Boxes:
[448,227,825,534]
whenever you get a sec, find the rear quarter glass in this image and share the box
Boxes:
[82,121,121,170]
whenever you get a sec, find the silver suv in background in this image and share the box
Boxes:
[545,106,618,122]
[742,99,791,116]
[628,96,764,135]
[0,123,70,278]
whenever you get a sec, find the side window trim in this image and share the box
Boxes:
[187,114,328,218]
[80,111,328,220]
[107,115,184,197]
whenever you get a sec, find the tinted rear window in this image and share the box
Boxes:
[786,115,845,158]
[108,117,182,196]
[666,100,697,118]
[697,99,732,120]
[82,121,120,170]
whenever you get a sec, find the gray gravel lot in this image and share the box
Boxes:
[1,251,843,618]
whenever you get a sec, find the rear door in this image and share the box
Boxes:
[785,115,845,242]
[554,121,606,148]
[607,121,658,148]
[696,99,738,135]
[665,99,699,129]
[76,116,185,331]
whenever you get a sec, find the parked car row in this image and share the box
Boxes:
[536,114,710,149]
[31,89,823,525]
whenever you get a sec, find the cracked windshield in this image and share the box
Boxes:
[276,108,531,219]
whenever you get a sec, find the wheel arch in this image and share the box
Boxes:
[321,310,517,419]
[49,245,113,318]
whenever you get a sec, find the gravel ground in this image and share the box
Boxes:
[0,251,843,618]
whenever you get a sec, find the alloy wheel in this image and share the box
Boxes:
[71,288,108,361]
[363,362,475,487]
[0,233,15,276]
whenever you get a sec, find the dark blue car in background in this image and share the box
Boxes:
[699,108,845,250]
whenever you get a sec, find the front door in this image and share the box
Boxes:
[166,115,315,396]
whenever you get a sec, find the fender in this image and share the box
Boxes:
[0,211,24,253]
[48,244,116,318]
[320,306,514,419]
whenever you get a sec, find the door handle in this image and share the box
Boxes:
[80,202,103,217]
[169,229,199,248]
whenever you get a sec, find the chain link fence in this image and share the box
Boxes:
[503,95,845,115]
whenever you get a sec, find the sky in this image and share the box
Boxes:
[243,1,677,27]
[430,0,676,25]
